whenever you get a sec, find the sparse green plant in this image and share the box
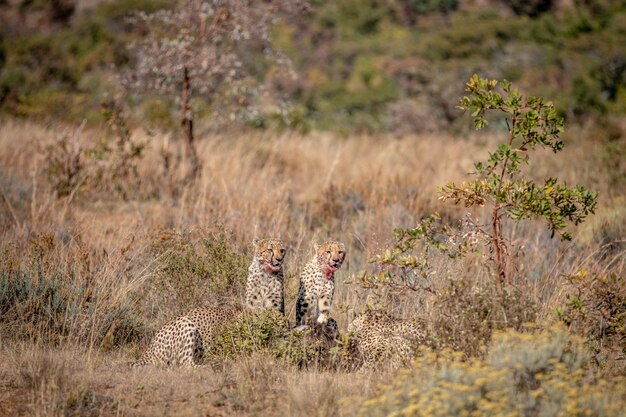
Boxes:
[442,75,597,287]
[148,229,249,315]
[0,233,144,348]
[43,127,85,197]
[85,99,146,199]
[362,73,599,295]
[210,309,290,359]
[558,270,626,376]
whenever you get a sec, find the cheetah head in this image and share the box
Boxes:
[253,237,287,274]
[315,240,346,279]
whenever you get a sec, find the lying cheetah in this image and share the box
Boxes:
[347,310,426,370]
[132,306,242,367]
[245,237,287,314]
[295,240,346,326]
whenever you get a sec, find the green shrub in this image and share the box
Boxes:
[355,325,626,417]
[210,309,290,359]
[443,75,597,285]
[211,310,341,369]
[149,229,249,315]
[0,233,143,348]
[559,270,626,376]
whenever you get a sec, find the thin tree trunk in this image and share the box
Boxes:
[181,66,200,182]
[492,206,506,290]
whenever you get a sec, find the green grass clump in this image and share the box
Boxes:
[211,310,341,369]
[355,325,626,417]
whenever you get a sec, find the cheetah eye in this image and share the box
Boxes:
[326,250,331,254]
[280,249,286,254]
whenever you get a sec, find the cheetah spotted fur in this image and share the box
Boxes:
[245,237,287,314]
[132,306,242,367]
[347,310,426,370]
[295,241,346,326]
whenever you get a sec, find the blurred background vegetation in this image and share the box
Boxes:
[1,0,625,135]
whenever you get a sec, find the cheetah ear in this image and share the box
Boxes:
[252,237,260,248]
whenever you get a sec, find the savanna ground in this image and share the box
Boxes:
[1,113,625,416]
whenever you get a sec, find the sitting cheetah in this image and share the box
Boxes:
[347,310,426,370]
[245,237,287,314]
[295,240,346,326]
[133,237,285,367]
[132,306,242,367]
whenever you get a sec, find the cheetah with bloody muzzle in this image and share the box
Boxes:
[133,237,286,368]
[295,240,346,326]
[245,237,287,314]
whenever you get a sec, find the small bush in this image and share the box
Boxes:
[85,99,146,200]
[558,270,626,376]
[149,229,249,315]
[210,309,290,359]
[43,129,84,197]
[0,233,144,348]
[428,280,537,356]
[355,325,626,417]
[42,101,147,200]
[211,310,342,369]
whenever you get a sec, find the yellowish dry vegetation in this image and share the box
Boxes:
[0,118,624,416]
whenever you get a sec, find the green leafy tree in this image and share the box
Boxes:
[363,75,597,293]
[441,75,597,287]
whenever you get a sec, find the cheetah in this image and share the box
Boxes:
[132,306,242,367]
[295,240,346,326]
[347,310,426,370]
[245,237,287,314]
[133,237,285,368]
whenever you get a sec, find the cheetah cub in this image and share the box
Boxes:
[245,237,287,314]
[296,240,346,326]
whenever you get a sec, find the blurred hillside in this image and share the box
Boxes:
[1,0,625,134]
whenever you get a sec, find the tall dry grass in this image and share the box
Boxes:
[0,118,624,416]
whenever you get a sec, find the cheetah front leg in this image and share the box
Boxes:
[317,287,334,324]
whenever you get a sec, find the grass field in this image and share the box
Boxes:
[1,118,624,416]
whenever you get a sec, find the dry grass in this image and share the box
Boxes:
[0,343,382,417]
[0,118,624,416]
